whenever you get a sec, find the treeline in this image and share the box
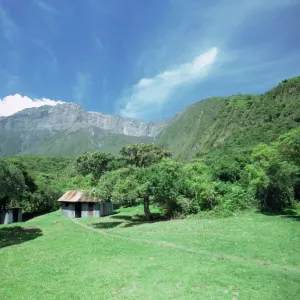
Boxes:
[1,127,299,220]
[76,127,300,219]
[0,157,69,215]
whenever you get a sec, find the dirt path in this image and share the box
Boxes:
[72,219,300,274]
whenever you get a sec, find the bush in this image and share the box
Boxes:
[216,183,254,213]
[242,143,297,211]
[181,162,217,212]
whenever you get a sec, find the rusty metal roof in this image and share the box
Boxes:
[57,190,97,203]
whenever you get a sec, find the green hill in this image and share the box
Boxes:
[156,77,300,159]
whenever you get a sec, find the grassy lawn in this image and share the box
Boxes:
[0,206,299,300]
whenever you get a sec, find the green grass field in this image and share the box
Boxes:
[1,206,299,300]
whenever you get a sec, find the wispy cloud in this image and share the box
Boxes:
[34,0,60,35]
[72,72,93,104]
[119,47,218,119]
[35,0,58,15]
[5,76,20,91]
[34,39,58,70]
[0,5,18,42]
[138,0,297,73]
[94,35,104,51]
[0,94,64,117]
[128,0,298,120]
[89,0,113,15]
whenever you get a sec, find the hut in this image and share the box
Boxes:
[0,208,22,224]
[58,190,113,218]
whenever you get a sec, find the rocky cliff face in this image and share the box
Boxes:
[0,103,169,156]
[1,103,167,136]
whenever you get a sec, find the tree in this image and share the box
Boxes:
[0,159,26,209]
[8,159,38,194]
[120,143,171,168]
[211,157,242,183]
[75,152,115,184]
[91,161,183,220]
[144,159,183,217]
[182,162,217,211]
[107,157,129,171]
[275,128,300,200]
[241,143,296,211]
[276,127,300,165]
[90,167,139,207]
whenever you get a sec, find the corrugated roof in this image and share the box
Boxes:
[57,190,98,203]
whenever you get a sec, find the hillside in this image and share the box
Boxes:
[22,127,153,156]
[0,103,166,156]
[156,77,300,159]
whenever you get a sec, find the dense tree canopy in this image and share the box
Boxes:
[0,159,26,209]
[75,152,115,184]
[120,143,172,168]
[1,123,299,219]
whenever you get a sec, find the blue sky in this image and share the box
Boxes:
[0,0,299,120]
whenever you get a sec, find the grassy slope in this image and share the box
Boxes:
[1,207,299,299]
[156,77,300,160]
[0,130,23,156]
[156,97,225,160]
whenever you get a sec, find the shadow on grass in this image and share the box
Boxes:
[22,210,54,222]
[257,209,300,222]
[259,211,282,216]
[109,213,167,228]
[92,221,123,229]
[0,226,43,249]
[281,215,300,222]
[90,211,167,230]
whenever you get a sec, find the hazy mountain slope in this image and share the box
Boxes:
[155,97,226,160]
[22,127,153,156]
[156,77,300,159]
[0,130,25,156]
[0,103,164,156]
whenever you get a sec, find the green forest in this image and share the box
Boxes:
[1,77,300,219]
[1,127,299,220]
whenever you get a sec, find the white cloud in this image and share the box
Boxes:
[119,47,218,119]
[0,94,64,117]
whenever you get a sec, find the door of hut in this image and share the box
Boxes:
[88,203,94,217]
[13,209,19,223]
[75,203,82,218]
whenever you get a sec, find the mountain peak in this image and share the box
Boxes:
[0,101,168,156]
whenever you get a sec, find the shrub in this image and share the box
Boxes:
[216,183,254,213]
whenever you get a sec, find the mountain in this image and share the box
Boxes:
[1,76,299,158]
[156,76,300,159]
[0,103,168,156]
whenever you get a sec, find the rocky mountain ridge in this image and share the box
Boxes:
[1,102,168,137]
[0,102,168,156]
